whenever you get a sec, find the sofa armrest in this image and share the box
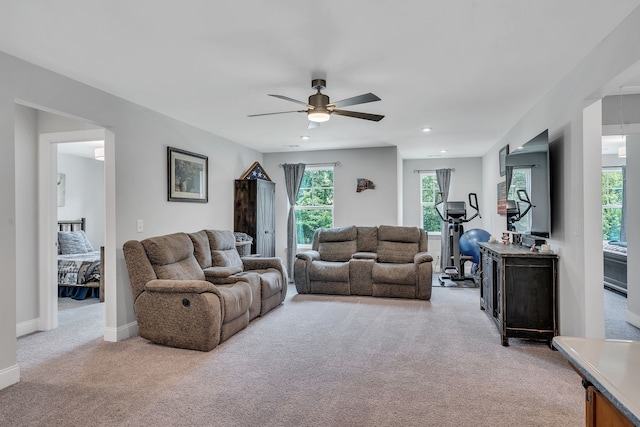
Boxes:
[414,252,433,264]
[295,250,320,262]
[203,266,243,282]
[135,281,223,351]
[242,256,285,273]
[243,257,289,287]
[145,279,222,297]
[294,251,319,294]
[352,252,377,260]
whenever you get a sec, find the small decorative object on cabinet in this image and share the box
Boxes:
[478,242,558,347]
[234,179,275,257]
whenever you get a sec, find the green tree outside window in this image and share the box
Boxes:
[295,168,334,244]
[602,168,623,241]
[420,173,441,233]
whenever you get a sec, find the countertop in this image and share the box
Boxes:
[477,242,558,258]
[552,336,640,425]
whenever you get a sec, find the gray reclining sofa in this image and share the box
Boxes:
[123,230,287,351]
[294,225,433,300]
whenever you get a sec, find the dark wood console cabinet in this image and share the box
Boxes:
[234,179,276,257]
[478,242,558,346]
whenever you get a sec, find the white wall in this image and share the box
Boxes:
[15,105,39,328]
[481,6,640,337]
[263,146,399,260]
[57,153,105,247]
[1,50,262,390]
[626,134,640,327]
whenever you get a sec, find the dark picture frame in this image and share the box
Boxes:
[499,145,509,177]
[167,147,208,203]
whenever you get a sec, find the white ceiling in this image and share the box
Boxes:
[2,1,640,159]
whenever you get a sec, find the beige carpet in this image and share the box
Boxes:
[5,285,584,426]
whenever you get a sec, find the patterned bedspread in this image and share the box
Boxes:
[58,250,101,287]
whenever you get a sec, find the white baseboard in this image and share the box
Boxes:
[625,309,640,329]
[0,364,20,391]
[104,321,138,342]
[16,318,39,337]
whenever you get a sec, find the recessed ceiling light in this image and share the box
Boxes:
[422,127,432,133]
[300,135,310,140]
[440,149,447,153]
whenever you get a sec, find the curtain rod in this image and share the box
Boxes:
[279,161,340,167]
[413,168,455,173]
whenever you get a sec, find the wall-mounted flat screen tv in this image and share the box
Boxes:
[505,129,551,238]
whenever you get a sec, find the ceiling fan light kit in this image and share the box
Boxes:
[249,78,384,127]
[308,110,331,122]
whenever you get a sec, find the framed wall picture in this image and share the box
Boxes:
[167,147,208,203]
[499,145,509,177]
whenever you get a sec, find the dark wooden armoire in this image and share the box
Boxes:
[234,179,276,257]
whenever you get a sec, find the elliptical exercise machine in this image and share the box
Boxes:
[435,192,481,286]
[506,189,533,232]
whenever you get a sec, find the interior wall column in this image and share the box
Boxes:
[625,133,640,328]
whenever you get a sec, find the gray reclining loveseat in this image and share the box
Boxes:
[123,230,287,351]
[294,225,433,300]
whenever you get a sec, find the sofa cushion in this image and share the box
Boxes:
[357,226,378,252]
[207,230,243,268]
[378,225,420,243]
[216,282,252,322]
[318,225,358,262]
[319,240,357,262]
[309,260,350,282]
[377,225,421,263]
[372,262,416,285]
[189,230,212,269]
[141,233,205,281]
[319,225,357,242]
[377,241,419,264]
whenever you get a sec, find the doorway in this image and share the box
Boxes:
[38,128,117,339]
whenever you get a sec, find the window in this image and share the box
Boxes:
[420,173,441,233]
[507,168,532,234]
[295,167,334,245]
[602,167,623,241]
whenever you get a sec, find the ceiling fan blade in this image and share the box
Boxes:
[307,121,319,130]
[268,94,309,106]
[331,109,385,122]
[330,93,381,108]
[248,110,305,117]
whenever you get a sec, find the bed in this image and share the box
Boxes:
[58,218,104,301]
[603,241,627,296]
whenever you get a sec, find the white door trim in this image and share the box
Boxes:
[38,129,117,340]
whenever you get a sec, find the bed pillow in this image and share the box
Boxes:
[81,231,95,252]
[58,231,90,255]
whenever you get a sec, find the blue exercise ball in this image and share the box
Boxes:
[459,229,491,264]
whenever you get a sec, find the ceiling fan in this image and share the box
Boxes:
[248,79,384,129]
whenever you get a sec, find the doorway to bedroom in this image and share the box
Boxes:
[35,117,117,343]
[56,139,105,308]
[39,127,108,336]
